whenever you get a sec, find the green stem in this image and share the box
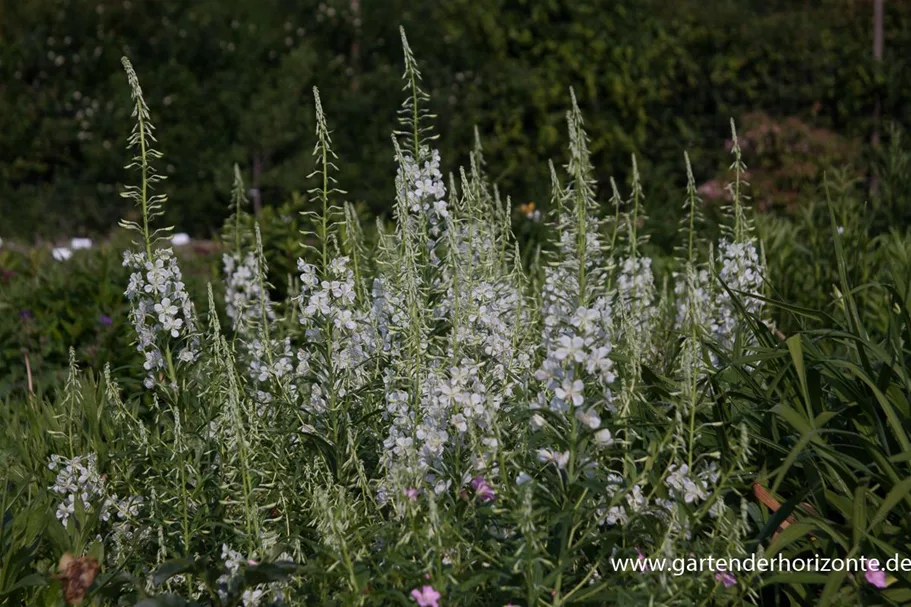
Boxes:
[136,98,153,260]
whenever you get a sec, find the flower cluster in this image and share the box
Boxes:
[598,461,724,534]
[223,252,275,334]
[123,248,199,388]
[674,265,713,332]
[296,256,377,412]
[245,336,299,415]
[665,462,716,506]
[613,255,657,350]
[600,475,650,527]
[534,296,616,430]
[540,229,606,342]
[370,276,407,357]
[443,276,533,386]
[674,236,764,365]
[380,379,419,492]
[380,369,457,496]
[217,545,290,607]
[395,146,449,264]
[714,238,764,342]
[48,453,142,528]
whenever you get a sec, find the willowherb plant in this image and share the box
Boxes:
[673,121,766,364]
[7,35,847,607]
[533,92,618,447]
[223,251,276,335]
[119,58,200,390]
[223,167,276,336]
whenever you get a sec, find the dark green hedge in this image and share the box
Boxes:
[1,0,909,242]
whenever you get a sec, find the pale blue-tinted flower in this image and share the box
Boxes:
[554,378,584,407]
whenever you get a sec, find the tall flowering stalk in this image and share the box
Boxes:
[534,91,616,451]
[295,87,377,434]
[219,168,294,418]
[613,156,658,363]
[430,139,536,481]
[714,120,765,346]
[202,284,264,557]
[119,57,199,390]
[377,29,454,499]
[673,152,713,468]
[223,165,275,337]
[675,121,765,362]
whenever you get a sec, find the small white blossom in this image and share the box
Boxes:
[555,378,585,407]
[52,247,73,261]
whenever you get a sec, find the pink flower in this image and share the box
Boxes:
[405,487,419,502]
[715,571,736,588]
[636,548,648,571]
[410,585,441,607]
[865,560,888,588]
[470,476,496,502]
[697,179,726,201]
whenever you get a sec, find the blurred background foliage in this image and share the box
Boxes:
[1,0,910,247]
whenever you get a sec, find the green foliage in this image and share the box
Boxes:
[2,19,911,607]
[872,124,911,231]
[3,0,911,247]
[0,235,216,399]
[732,204,911,605]
[759,168,911,336]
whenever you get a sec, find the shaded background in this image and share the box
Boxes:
[1,0,909,248]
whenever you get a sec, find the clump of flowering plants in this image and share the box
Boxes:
[5,29,907,607]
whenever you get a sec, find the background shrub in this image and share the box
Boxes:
[2,0,911,249]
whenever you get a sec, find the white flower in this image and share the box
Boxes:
[594,428,614,446]
[161,315,184,338]
[48,453,142,530]
[575,408,601,429]
[536,448,570,470]
[52,247,73,261]
[171,232,191,246]
[666,463,707,504]
[604,505,627,526]
[450,413,468,433]
[554,378,585,407]
[154,297,179,321]
[70,237,93,250]
[554,335,585,362]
